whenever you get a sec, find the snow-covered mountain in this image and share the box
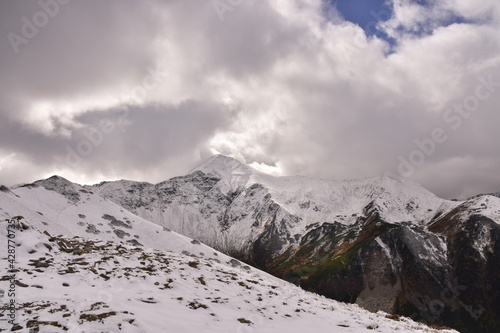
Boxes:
[0,176,223,260]
[1,154,499,332]
[88,155,459,255]
[0,173,457,332]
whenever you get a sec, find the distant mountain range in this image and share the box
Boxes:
[2,154,498,332]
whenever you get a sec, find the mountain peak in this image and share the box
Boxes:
[190,154,263,192]
[192,154,257,177]
[33,175,75,187]
[199,154,244,165]
[30,175,83,203]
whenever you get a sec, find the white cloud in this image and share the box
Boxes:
[0,0,499,198]
[379,0,500,40]
[444,0,499,21]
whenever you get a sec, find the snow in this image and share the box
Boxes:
[86,155,464,257]
[375,237,393,261]
[195,155,458,227]
[451,195,500,258]
[0,222,458,332]
[0,180,229,263]
[192,154,259,191]
[456,195,500,223]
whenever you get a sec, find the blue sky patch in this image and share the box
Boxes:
[331,0,395,44]
[332,0,391,32]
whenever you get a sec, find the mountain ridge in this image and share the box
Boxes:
[3,155,499,332]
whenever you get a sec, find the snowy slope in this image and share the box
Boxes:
[0,221,458,333]
[0,176,228,262]
[455,195,500,222]
[428,194,500,260]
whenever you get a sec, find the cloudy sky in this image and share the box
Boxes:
[0,0,499,199]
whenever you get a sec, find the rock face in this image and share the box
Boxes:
[269,209,500,333]
[16,155,500,332]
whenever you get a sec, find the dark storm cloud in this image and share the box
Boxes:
[62,101,235,177]
[0,0,164,129]
[0,99,234,185]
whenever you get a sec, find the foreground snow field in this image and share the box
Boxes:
[0,222,457,332]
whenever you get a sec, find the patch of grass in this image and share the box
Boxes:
[188,301,208,310]
[89,302,107,311]
[386,314,401,321]
[140,298,157,304]
[188,261,199,269]
[79,312,117,322]
[26,320,62,328]
[238,281,251,289]
[160,278,174,290]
